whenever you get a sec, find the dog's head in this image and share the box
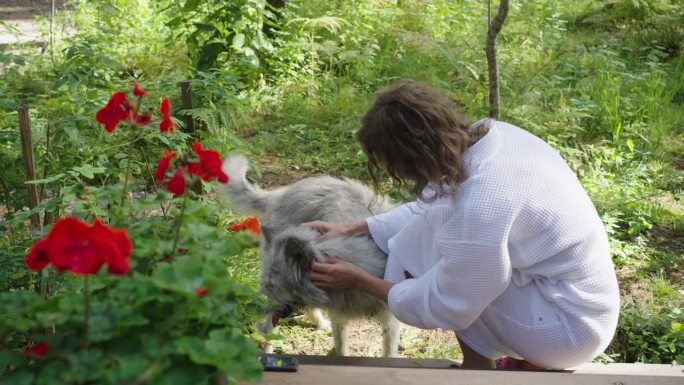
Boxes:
[259,226,330,312]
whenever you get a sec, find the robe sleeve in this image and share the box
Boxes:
[366,201,425,254]
[386,224,512,330]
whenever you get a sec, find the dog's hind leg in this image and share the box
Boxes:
[331,318,349,357]
[381,310,401,357]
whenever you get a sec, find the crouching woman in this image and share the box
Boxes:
[305,80,620,370]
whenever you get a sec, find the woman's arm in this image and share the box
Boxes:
[310,257,393,302]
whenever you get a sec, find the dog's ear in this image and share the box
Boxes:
[283,236,315,267]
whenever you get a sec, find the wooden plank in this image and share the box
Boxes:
[263,354,460,369]
[241,364,683,385]
[571,362,684,376]
[241,355,684,385]
[284,355,684,375]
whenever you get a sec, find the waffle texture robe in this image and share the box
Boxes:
[366,119,620,369]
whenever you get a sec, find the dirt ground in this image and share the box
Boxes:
[0,0,68,45]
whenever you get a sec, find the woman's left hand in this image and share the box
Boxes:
[309,256,367,290]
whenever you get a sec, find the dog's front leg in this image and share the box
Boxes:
[257,310,277,354]
[304,307,332,332]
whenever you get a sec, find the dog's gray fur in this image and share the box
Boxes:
[222,155,400,356]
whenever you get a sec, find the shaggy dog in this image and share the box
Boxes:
[221,155,400,357]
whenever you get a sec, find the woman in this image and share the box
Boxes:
[305,80,620,370]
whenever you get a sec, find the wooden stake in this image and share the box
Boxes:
[18,105,41,231]
[180,80,195,133]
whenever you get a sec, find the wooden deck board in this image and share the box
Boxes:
[238,355,684,385]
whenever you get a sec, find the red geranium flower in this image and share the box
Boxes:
[159,99,176,134]
[187,142,229,183]
[24,217,133,275]
[96,92,131,133]
[167,171,186,196]
[25,238,51,271]
[135,113,152,127]
[155,149,177,182]
[195,287,209,297]
[230,217,261,235]
[92,219,133,275]
[133,82,148,97]
[22,342,50,358]
[44,217,100,273]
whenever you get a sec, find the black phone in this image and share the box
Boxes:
[261,355,299,372]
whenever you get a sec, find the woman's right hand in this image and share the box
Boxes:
[301,219,369,243]
[300,220,350,242]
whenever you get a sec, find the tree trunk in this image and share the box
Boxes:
[486,0,510,119]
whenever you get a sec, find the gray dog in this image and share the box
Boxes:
[221,155,400,357]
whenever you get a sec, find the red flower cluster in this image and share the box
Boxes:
[25,217,133,275]
[155,148,177,182]
[230,217,261,235]
[96,91,132,133]
[22,342,50,358]
[187,142,229,183]
[133,83,147,97]
[159,98,176,134]
[95,84,174,134]
[155,142,229,196]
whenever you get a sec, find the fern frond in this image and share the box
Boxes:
[287,16,350,35]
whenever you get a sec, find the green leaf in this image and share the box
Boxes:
[36,361,70,385]
[65,350,106,383]
[88,300,150,343]
[0,349,23,373]
[60,124,81,144]
[25,173,66,185]
[72,164,106,179]
[233,33,245,49]
[2,369,35,385]
[183,0,201,12]
[626,138,635,153]
[175,329,262,381]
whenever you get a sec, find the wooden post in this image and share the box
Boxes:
[180,80,195,133]
[40,124,54,227]
[18,105,41,231]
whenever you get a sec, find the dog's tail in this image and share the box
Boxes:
[221,155,276,214]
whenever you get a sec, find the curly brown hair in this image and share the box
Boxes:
[355,80,488,201]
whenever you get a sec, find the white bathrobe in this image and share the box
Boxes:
[366,119,620,369]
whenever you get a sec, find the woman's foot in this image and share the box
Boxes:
[457,337,496,369]
[495,357,546,371]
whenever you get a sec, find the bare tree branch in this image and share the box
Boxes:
[486,0,510,119]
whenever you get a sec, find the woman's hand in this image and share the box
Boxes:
[309,256,367,290]
[301,220,369,242]
[310,255,394,302]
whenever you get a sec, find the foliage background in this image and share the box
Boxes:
[1,0,683,377]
